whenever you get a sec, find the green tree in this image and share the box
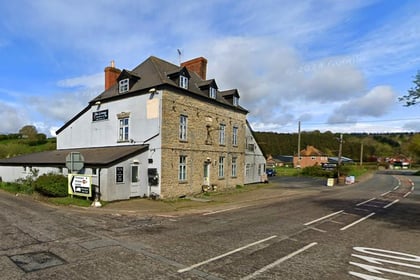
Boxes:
[399,70,420,106]
[408,134,420,159]
[19,125,38,139]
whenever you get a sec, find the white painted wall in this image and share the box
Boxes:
[244,124,266,184]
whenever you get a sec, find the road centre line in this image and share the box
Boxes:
[177,235,277,273]
[303,210,344,226]
[202,206,247,216]
[240,242,318,280]
[381,191,391,196]
[403,191,412,198]
[340,212,376,231]
[356,198,376,206]
[383,199,399,209]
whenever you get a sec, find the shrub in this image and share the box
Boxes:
[301,165,334,178]
[35,173,68,197]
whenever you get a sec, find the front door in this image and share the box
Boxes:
[203,162,210,186]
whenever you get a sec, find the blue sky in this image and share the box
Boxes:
[0,0,419,136]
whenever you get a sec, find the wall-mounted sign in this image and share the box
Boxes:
[92,109,109,122]
[116,166,124,183]
[68,174,92,197]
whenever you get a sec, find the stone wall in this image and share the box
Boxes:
[160,89,247,198]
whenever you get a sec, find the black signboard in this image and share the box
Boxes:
[92,110,109,122]
[116,166,124,183]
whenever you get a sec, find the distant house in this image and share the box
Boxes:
[293,145,328,168]
[0,55,266,201]
[266,155,293,168]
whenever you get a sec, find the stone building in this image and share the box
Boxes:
[0,56,266,201]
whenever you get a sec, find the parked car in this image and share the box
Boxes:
[266,168,276,176]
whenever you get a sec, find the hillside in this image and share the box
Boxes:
[0,134,56,159]
[253,131,419,163]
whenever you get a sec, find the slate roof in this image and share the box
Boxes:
[57,56,248,135]
[91,56,246,110]
[0,145,148,167]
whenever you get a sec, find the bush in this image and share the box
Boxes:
[301,165,334,178]
[34,173,68,197]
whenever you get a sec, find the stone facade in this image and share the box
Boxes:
[160,88,247,198]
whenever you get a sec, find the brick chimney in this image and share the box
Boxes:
[104,60,121,90]
[181,57,207,80]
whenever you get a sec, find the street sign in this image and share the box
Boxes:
[66,152,84,173]
[68,174,92,197]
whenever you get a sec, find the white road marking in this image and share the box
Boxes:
[383,199,399,209]
[380,191,391,197]
[202,206,247,216]
[340,212,376,231]
[356,198,376,206]
[393,185,400,190]
[240,242,318,280]
[177,235,277,273]
[403,191,412,198]
[303,210,344,226]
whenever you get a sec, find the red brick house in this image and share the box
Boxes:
[293,145,328,168]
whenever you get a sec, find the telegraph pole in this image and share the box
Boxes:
[337,133,343,180]
[297,121,301,168]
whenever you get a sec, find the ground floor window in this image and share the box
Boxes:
[231,157,237,177]
[218,156,225,178]
[179,156,187,181]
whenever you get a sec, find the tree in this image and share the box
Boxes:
[19,125,38,139]
[399,70,420,106]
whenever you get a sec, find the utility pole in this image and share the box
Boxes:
[360,142,364,166]
[337,133,343,180]
[297,121,301,168]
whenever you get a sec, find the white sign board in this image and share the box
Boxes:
[68,174,92,197]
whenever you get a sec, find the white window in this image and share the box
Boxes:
[119,117,129,141]
[119,78,129,93]
[218,156,225,177]
[179,156,187,181]
[219,124,225,145]
[246,163,250,176]
[179,75,188,89]
[231,157,237,177]
[232,126,238,146]
[233,96,239,106]
[179,115,188,141]
[209,87,216,99]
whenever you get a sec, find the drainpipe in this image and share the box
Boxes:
[91,168,102,207]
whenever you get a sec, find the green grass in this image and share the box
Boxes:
[275,167,302,176]
[46,196,94,207]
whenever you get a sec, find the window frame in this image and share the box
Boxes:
[119,78,129,93]
[231,157,237,177]
[218,156,225,178]
[219,124,226,145]
[118,117,130,142]
[179,155,187,181]
[232,126,238,146]
[179,115,188,141]
[179,75,189,89]
[209,87,217,99]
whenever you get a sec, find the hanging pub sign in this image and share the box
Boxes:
[92,109,109,122]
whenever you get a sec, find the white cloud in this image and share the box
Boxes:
[0,102,27,134]
[328,86,396,123]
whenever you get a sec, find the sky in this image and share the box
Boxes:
[0,0,419,136]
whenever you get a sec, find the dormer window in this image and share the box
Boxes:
[233,96,239,106]
[209,87,217,99]
[179,75,189,89]
[119,78,129,93]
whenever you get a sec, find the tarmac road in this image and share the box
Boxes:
[1,170,419,279]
